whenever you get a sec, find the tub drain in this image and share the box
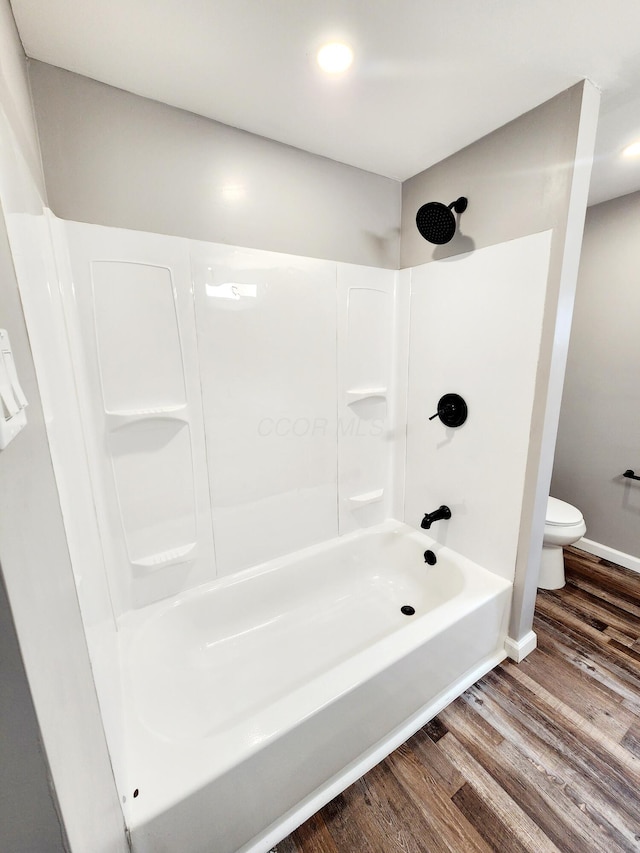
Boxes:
[401,605,415,616]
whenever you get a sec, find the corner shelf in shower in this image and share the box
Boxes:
[131,542,198,573]
[105,404,189,431]
[348,488,385,507]
[345,387,387,405]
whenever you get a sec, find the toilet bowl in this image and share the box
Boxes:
[538,497,586,590]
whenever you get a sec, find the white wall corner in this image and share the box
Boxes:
[505,630,537,663]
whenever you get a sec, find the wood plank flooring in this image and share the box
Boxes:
[273,547,640,853]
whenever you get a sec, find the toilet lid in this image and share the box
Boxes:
[547,496,583,526]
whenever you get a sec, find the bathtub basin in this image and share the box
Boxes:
[122,520,511,853]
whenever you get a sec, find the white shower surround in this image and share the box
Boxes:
[9,211,552,852]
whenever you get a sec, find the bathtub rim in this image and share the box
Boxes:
[118,518,504,633]
[120,518,512,828]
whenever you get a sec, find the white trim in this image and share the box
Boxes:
[504,630,537,663]
[575,538,640,576]
[241,649,507,853]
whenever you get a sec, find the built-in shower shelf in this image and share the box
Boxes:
[131,542,197,573]
[105,404,189,430]
[348,488,385,507]
[345,387,387,405]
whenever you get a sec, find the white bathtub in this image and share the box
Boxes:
[122,520,511,853]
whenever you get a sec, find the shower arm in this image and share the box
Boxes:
[448,197,468,215]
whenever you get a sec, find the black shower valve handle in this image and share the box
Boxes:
[429,393,468,428]
[429,401,456,421]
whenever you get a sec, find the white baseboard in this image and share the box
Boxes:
[575,538,640,576]
[504,630,537,663]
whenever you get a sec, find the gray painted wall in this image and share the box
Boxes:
[0,6,66,850]
[0,3,127,851]
[28,61,401,269]
[552,190,640,558]
[401,86,588,268]
[0,571,67,853]
[400,82,600,641]
[0,1,45,198]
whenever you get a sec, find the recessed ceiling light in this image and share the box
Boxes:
[622,140,640,158]
[220,183,245,201]
[317,42,353,74]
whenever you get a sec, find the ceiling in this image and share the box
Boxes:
[10,0,640,205]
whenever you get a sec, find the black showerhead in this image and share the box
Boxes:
[416,197,468,244]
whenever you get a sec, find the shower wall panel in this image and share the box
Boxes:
[61,223,215,613]
[6,210,128,813]
[55,223,403,606]
[192,243,339,576]
[404,231,552,581]
[337,264,398,533]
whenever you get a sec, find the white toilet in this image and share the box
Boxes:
[538,497,586,590]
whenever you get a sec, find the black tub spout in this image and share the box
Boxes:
[421,505,451,530]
